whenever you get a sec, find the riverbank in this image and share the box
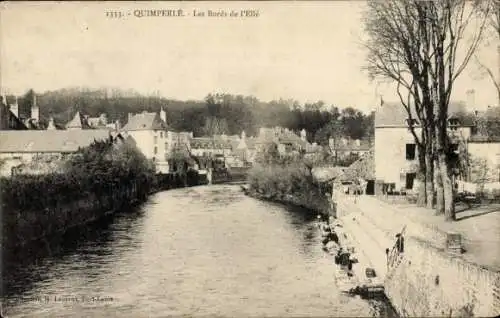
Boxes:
[2,170,211,254]
[243,186,332,217]
[336,192,500,317]
[245,162,334,217]
[2,185,397,318]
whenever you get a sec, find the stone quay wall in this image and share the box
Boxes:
[335,192,500,317]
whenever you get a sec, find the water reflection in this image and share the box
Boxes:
[2,185,396,317]
[2,204,146,300]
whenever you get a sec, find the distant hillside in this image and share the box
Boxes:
[18,87,374,141]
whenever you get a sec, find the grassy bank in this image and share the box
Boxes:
[247,160,333,216]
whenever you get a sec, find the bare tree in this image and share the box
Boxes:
[475,0,500,105]
[364,0,437,209]
[364,0,489,220]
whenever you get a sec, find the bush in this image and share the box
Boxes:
[248,159,330,213]
[1,139,155,213]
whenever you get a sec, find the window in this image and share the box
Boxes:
[160,132,164,138]
[154,146,158,155]
[406,143,416,160]
[448,118,460,131]
[406,173,416,190]
[165,142,168,151]
[154,136,158,144]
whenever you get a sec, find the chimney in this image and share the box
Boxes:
[31,93,39,122]
[160,106,167,124]
[100,113,108,125]
[355,139,361,147]
[300,128,307,141]
[241,130,246,140]
[466,89,475,110]
[115,119,121,131]
[128,113,133,122]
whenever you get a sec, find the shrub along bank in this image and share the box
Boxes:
[1,138,156,249]
[247,157,333,216]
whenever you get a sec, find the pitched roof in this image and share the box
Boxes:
[312,166,346,183]
[375,101,475,128]
[342,151,375,180]
[122,112,166,131]
[0,129,114,153]
[65,111,90,129]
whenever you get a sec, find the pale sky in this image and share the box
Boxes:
[1,1,498,113]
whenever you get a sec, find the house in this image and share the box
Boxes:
[66,111,93,130]
[328,137,373,160]
[190,136,232,157]
[255,127,309,157]
[374,100,475,192]
[232,131,257,164]
[304,142,324,161]
[342,151,376,194]
[467,135,500,182]
[122,110,169,173]
[122,107,193,173]
[0,129,123,176]
[85,113,120,130]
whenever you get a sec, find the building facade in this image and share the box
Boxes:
[374,101,474,191]
[122,110,169,173]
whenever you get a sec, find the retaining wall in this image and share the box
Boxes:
[335,192,500,317]
[386,238,500,317]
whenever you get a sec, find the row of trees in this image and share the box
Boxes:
[364,0,497,220]
[16,89,374,145]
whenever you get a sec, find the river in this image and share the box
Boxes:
[2,184,396,317]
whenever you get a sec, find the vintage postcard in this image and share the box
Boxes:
[1,1,499,317]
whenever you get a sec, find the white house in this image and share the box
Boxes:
[374,101,475,191]
[123,107,193,173]
[122,110,169,173]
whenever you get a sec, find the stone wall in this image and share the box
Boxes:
[385,237,500,317]
[335,193,500,317]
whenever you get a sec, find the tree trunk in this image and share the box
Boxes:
[425,150,434,209]
[434,154,444,215]
[439,152,456,221]
[417,147,427,206]
[417,177,427,206]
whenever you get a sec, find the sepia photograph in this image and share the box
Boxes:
[0,1,499,317]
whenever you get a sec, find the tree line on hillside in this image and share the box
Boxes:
[16,88,374,144]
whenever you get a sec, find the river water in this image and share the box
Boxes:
[2,184,396,317]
